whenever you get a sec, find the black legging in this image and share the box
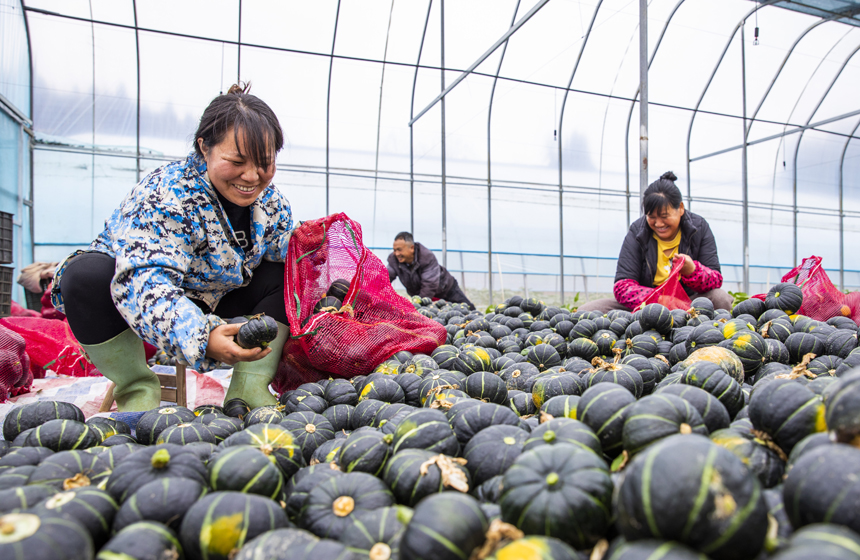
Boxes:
[59,252,288,345]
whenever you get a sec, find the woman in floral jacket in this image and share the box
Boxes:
[52,83,292,411]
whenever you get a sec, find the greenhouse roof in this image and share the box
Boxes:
[760,0,860,26]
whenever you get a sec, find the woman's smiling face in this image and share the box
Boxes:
[198,128,276,207]
[646,202,685,241]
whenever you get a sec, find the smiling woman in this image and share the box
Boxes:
[578,171,733,313]
[48,83,295,412]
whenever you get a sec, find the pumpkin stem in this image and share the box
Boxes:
[468,519,524,560]
[62,473,91,490]
[761,321,772,339]
[539,411,554,424]
[418,455,469,493]
[304,424,316,434]
[589,539,610,560]
[679,423,692,435]
[545,472,560,486]
[151,448,171,469]
[776,353,817,381]
[542,430,556,443]
[751,429,788,462]
[369,543,392,560]
[332,496,355,517]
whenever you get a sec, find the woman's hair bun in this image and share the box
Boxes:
[226,82,252,95]
[660,171,678,182]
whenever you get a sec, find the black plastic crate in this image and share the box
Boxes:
[0,266,13,318]
[0,212,11,264]
[25,279,49,311]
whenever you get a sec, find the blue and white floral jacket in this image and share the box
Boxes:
[51,152,293,371]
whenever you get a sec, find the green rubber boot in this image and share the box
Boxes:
[224,321,289,409]
[81,329,162,412]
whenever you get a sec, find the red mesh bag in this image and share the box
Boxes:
[779,256,860,324]
[637,259,692,311]
[0,317,98,379]
[0,323,33,402]
[273,213,447,392]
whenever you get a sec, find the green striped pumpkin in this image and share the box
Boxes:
[0,484,55,514]
[105,444,207,502]
[622,394,708,456]
[748,378,826,455]
[680,362,745,419]
[322,404,355,432]
[382,448,471,507]
[2,401,84,442]
[576,384,637,458]
[284,464,344,521]
[233,528,318,560]
[179,491,289,560]
[336,429,392,476]
[208,445,284,500]
[448,402,520,447]
[156,422,218,445]
[113,476,206,532]
[531,374,583,409]
[464,371,508,404]
[486,536,580,559]
[339,506,410,559]
[654,384,730,434]
[135,406,196,446]
[783,445,860,534]
[29,487,117,548]
[710,428,785,488]
[280,411,335,464]
[0,512,94,560]
[541,395,581,420]
[399,492,489,560]
[523,418,602,456]
[823,370,860,445]
[220,423,305,480]
[243,406,285,428]
[0,447,55,472]
[391,409,459,456]
[26,449,110,490]
[615,434,768,559]
[298,472,394,538]
[97,521,182,560]
[462,425,528,486]
[223,398,251,420]
[604,537,707,559]
[775,523,860,559]
[501,443,613,549]
[24,419,99,452]
[192,415,242,443]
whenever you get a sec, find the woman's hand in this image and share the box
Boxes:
[205,323,272,365]
[674,253,696,277]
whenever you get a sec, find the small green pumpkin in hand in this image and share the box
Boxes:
[234,314,280,349]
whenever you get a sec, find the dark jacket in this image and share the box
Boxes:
[615,211,720,297]
[387,242,457,298]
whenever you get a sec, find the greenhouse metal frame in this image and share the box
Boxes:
[3,0,860,307]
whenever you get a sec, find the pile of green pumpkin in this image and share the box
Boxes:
[2,281,860,560]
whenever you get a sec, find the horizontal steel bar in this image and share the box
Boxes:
[692,107,860,162]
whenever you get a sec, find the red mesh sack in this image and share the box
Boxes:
[273,213,447,392]
[0,317,98,379]
[637,259,692,311]
[0,323,33,402]
[780,256,860,324]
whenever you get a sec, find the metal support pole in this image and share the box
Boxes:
[440,0,447,269]
[237,0,242,82]
[326,1,342,215]
[741,24,750,294]
[639,0,648,202]
[837,118,860,290]
[133,0,140,182]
